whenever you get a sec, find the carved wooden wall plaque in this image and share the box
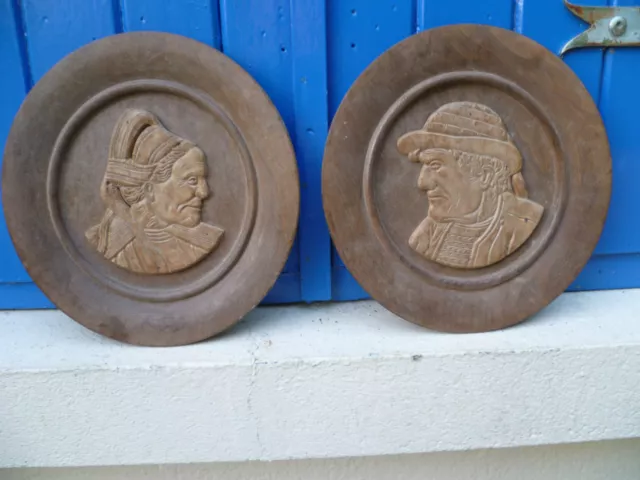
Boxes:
[2,32,299,346]
[322,25,611,333]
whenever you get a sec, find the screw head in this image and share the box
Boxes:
[609,16,627,37]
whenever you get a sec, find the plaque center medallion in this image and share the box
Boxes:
[397,101,543,269]
[86,109,225,275]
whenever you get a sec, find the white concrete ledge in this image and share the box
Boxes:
[1,289,640,468]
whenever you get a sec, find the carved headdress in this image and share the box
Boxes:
[91,109,196,254]
[103,109,195,204]
[397,102,528,197]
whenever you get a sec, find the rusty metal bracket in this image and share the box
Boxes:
[561,0,640,55]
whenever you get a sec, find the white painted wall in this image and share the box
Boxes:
[1,290,640,477]
[2,440,640,479]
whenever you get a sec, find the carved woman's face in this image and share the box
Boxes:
[148,147,210,228]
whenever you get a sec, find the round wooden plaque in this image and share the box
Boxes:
[322,25,611,333]
[3,32,299,346]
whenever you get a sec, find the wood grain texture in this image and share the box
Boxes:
[2,32,299,345]
[85,108,225,275]
[323,25,611,332]
[397,101,544,269]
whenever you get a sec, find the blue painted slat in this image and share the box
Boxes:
[591,0,640,256]
[518,0,613,258]
[332,266,368,302]
[290,0,332,302]
[0,283,54,310]
[327,0,415,119]
[20,0,118,83]
[0,0,120,308]
[121,0,221,48]
[262,272,301,304]
[0,0,30,283]
[327,0,415,300]
[220,0,300,298]
[219,0,296,150]
[417,0,512,30]
[568,253,640,291]
[518,0,634,292]
[516,0,605,99]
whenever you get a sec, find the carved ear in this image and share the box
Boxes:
[511,172,529,198]
[480,165,494,189]
[144,182,154,200]
[99,178,133,223]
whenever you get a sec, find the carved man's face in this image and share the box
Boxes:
[149,147,210,228]
[417,149,488,222]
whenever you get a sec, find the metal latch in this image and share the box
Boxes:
[561,0,640,55]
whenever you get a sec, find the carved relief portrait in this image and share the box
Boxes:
[85,109,224,274]
[396,101,543,269]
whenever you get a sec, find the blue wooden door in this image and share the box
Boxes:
[0,0,637,308]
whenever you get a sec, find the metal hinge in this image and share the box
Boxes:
[561,0,640,55]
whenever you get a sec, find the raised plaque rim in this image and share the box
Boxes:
[322,24,611,333]
[3,31,300,346]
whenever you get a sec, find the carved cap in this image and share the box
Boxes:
[397,102,522,174]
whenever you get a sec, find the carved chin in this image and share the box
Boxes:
[171,205,202,227]
[179,214,201,227]
[428,204,450,219]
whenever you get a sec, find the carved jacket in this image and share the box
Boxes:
[86,215,224,274]
[408,191,543,269]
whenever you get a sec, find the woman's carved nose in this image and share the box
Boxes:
[196,181,210,199]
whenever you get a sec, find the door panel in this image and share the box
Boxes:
[0,0,29,284]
